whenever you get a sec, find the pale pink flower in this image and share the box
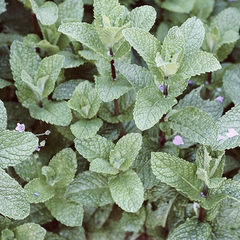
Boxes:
[226,128,239,138]
[15,123,25,132]
[173,135,184,145]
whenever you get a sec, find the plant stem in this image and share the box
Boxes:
[205,72,212,100]
[159,114,166,146]
[32,13,39,36]
[198,206,205,222]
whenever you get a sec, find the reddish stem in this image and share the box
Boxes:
[198,206,205,222]
[32,13,39,36]
[159,114,166,146]
[205,72,212,100]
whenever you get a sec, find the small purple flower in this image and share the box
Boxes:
[215,96,224,103]
[158,85,164,91]
[226,128,239,138]
[188,80,193,85]
[15,123,25,132]
[173,135,184,146]
[35,147,40,152]
[33,193,40,197]
[205,81,209,85]
[217,134,224,141]
[228,0,236,2]
[200,192,207,197]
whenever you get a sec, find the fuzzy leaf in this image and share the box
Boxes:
[215,103,240,150]
[74,135,115,162]
[29,100,72,126]
[0,0,6,14]
[95,74,132,102]
[65,171,113,206]
[0,130,38,168]
[24,178,55,203]
[58,51,84,69]
[68,81,101,118]
[192,0,214,20]
[161,0,196,14]
[0,168,30,220]
[134,86,177,131]
[0,100,7,130]
[70,118,103,139]
[90,158,119,175]
[48,148,77,188]
[45,188,83,227]
[108,169,144,213]
[14,223,46,240]
[167,218,212,239]
[0,78,12,89]
[166,107,218,146]
[109,133,142,171]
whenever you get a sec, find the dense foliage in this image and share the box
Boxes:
[1,0,240,239]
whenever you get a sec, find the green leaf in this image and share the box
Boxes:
[13,223,46,240]
[65,171,113,206]
[115,63,155,92]
[128,5,156,31]
[24,178,55,203]
[90,158,119,175]
[0,78,12,89]
[0,130,38,168]
[58,51,84,69]
[52,79,82,100]
[95,74,132,102]
[161,0,196,14]
[34,54,65,99]
[167,218,212,240]
[191,0,214,20]
[0,168,30,220]
[109,133,142,171]
[108,169,144,213]
[211,7,240,36]
[45,188,83,227]
[58,22,108,58]
[0,0,7,14]
[74,135,115,162]
[68,81,101,118]
[223,64,240,104]
[29,100,72,126]
[215,103,240,150]
[29,0,58,26]
[59,226,86,240]
[70,118,103,139]
[1,229,14,240]
[0,100,7,130]
[166,107,218,146]
[179,17,205,56]
[134,86,177,131]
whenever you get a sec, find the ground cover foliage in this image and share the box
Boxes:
[1,0,240,239]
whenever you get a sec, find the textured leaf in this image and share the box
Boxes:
[115,63,155,92]
[108,169,144,213]
[128,6,156,31]
[0,168,30,220]
[95,74,132,102]
[134,86,177,131]
[24,178,55,203]
[74,135,115,162]
[0,0,6,14]
[58,51,84,69]
[68,81,101,118]
[58,22,108,58]
[14,223,46,240]
[30,0,58,26]
[52,79,82,100]
[90,158,119,175]
[167,218,212,240]
[59,226,86,240]
[167,107,218,146]
[48,148,77,188]
[109,133,142,171]
[70,118,103,139]
[0,130,38,168]
[191,0,214,20]
[215,103,240,150]
[29,100,72,126]
[161,0,196,14]
[0,100,7,130]
[65,171,113,206]
[45,188,83,227]
[0,78,12,89]
[223,64,240,104]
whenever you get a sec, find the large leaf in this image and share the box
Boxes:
[134,86,177,131]
[0,168,30,220]
[108,169,144,213]
[90,158,119,175]
[0,130,38,168]
[65,171,113,206]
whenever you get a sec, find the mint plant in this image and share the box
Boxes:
[1,0,240,239]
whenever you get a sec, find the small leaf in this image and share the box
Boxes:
[65,171,113,206]
[14,223,46,240]
[24,178,55,203]
[108,169,144,213]
[29,100,72,126]
[0,0,7,14]
[161,0,196,14]
[0,168,30,220]
[109,133,142,171]
[134,86,177,131]
[74,135,115,162]
[0,100,7,130]
[90,158,119,175]
[0,130,38,168]
[45,188,83,227]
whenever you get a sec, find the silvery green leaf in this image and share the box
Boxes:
[58,51,84,69]
[90,158,119,175]
[191,0,214,20]
[161,0,196,14]
[0,78,12,89]
[0,0,6,14]
[0,100,7,130]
